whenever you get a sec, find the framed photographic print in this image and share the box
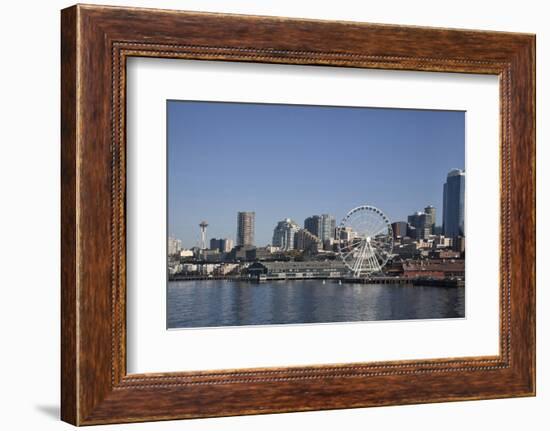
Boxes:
[61,4,535,425]
[164,100,466,330]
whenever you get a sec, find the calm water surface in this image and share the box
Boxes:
[167,280,465,329]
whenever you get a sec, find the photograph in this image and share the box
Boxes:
[167,100,466,329]
[4,0,534,427]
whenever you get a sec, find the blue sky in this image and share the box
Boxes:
[168,100,464,248]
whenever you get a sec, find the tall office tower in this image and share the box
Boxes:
[272,218,300,251]
[407,212,431,240]
[304,214,335,247]
[237,211,255,246]
[424,205,436,234]
[319,214,336,242]
[304,215,321,237]
[443,169,465,238]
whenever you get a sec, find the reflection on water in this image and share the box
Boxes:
[167,280,465,329]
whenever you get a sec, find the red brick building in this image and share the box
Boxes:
[401,260,464,279]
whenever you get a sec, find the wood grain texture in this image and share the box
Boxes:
[60,4,535,425]
[60,5,78,425]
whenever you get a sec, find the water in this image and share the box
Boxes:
[167,280,465,329]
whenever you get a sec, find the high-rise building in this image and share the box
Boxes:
[305,214,335,243]
[320,214,336,243]
[443,169,465,238]
[237,211,255,246]
[424,205,436,234]
[272,218,300,251]
[304,215,321,237]
[391,221,408,239]
[304,214,335,250]
[407,212,431,240]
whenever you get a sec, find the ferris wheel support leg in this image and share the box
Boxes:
[353,241,367,278]
[368,244,381,274]
[366,241,381,276]
[366,244,376,276]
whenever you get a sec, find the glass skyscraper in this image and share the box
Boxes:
[442,169,465,238]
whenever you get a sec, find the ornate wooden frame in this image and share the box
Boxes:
[61,4,535,425]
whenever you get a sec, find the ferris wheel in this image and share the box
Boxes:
[336,205,394,278]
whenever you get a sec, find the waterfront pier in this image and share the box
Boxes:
[170,273,464,288]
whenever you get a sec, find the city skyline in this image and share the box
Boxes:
[169,189,459,251]
[168,100,465,248]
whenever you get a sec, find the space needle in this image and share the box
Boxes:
[199,221,208,250]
